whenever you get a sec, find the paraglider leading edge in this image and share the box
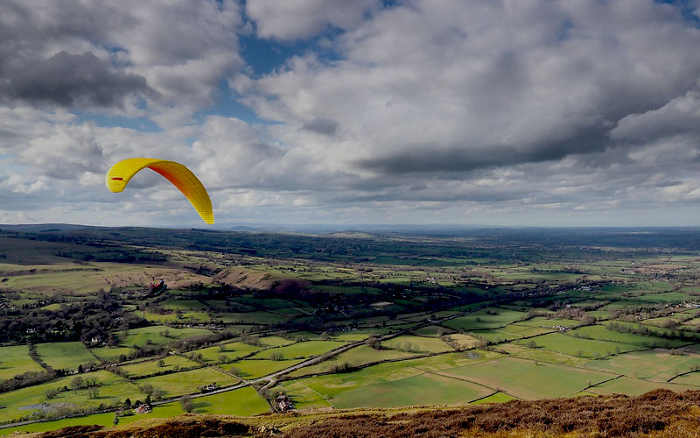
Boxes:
[105,158,214,224]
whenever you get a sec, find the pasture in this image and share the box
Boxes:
[471,392,515,404]
[330,372,493,409]
[136,367,239,398]
[515,333,640,359]
[0,412,117,435]
[410,325,455,337]
[670,371,700,386]
[119,326,212,347]
[587,376,697,396]
[585,349,700,381]
[120,355,200,378]
[444,334,483,350]
[0,370,140,423]
[496,343,590,367]
[251,341,345,360]
[258,336,295,347]
[289,351,498,402]
[382,335,454,354]
[215,311,289,325]
[90,346,135,362]
[331,328,394,342]
[0,345,45,380]
[280,379,333,410]
[442,308,526,331]
[35,342,98,370]
[286,345,420,378]
[190,342,262,363]
[188,386,269,415]
[571,325,688,348]
[436,357,614,400]
[516,317,581,329]
[226,359,304,379]
[471,325,553,344]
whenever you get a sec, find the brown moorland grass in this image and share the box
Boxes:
[31,389,700,438]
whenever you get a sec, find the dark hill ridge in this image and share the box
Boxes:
[32,389,700,438]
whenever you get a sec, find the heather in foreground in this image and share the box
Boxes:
[30,389,700,438]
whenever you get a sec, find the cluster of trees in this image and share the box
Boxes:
[44,376,101,400]
[0,290,146,344]
[394,341,424,354]
[606,321,700,343]
[139,383,166,402]
[0,370,55,393]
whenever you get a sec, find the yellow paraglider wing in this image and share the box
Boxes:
[105,158,214,224]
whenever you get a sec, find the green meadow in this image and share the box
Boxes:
[35,342,98,370]
[136,367,239,398]
[0,345,45,380]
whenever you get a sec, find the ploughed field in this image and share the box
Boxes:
[1,226,700,435]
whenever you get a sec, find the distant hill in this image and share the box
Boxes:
[0,223,96,232]
[29,389,700,437]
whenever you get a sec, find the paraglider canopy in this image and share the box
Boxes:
[105,158,214,224]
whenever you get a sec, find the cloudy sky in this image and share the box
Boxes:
[2,0,700,227]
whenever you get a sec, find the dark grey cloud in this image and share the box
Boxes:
[301,118,339,135]
[357,125,609,174]
[0,0,243,116]
[246,0,380,40]
[2,51,154,108]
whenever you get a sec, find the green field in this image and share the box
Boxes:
[226,359,304,379]
[442,308,526,331]
[0,386,269,435]
[436,357,614,399]
[584,349,700,381]
[382,335,453,354]
[496,343,591,367]
[331,328,394,342]
[120,355,200,378]
[279,379,333,410]
[587,376,697,396]
[136,367,239,398]
[410,325,455,337]
[160,299,208,311]
[444,334,482,350]
[636,292,692,303]
[90,346,136,362]
[471,325,553,343]
[287,351,498,405]
[119,326,212,347]
[216,312,290,325]
[258,336,295,347]
[188,386,269,415]
[0,345,45,380]
[35,342,98,370]
[190,342,262,363]
[515,333,640,359]
[0,412,117,436]
[471,392,516,404]
[330,371,493,408]
[669,371,700,386]
[570,325,688,348]
[516,317,581,329]
[137,310,211,323]
[251,341,345,360]
[287,345,421,378]
[0,370,140,423]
